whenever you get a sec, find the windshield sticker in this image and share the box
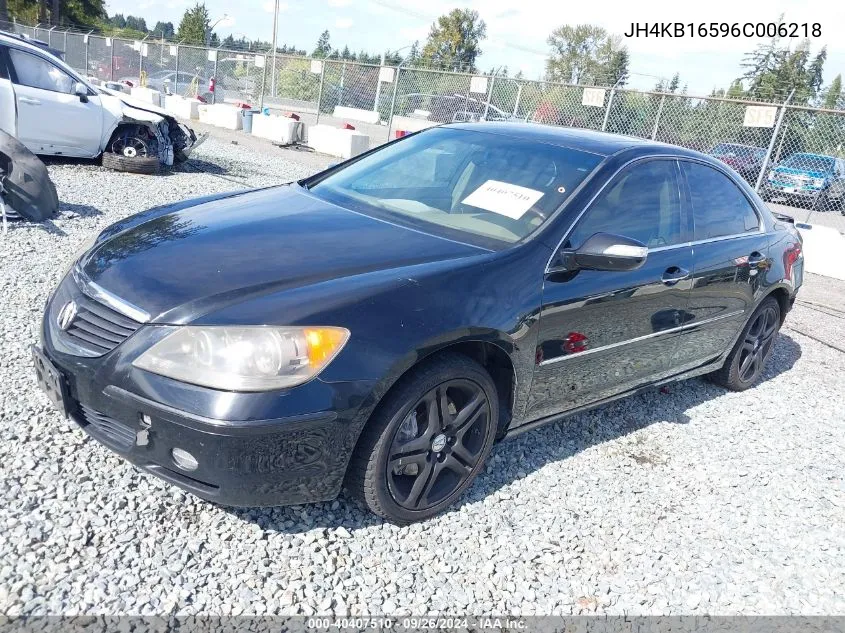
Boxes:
[462,180,544,219]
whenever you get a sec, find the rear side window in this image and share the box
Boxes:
[567,159,683,249]
[8,48,74,94]
[684,162,759,240]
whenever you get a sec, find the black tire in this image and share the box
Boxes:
[101,152,160,175]
[346,353,498,525]
[709,296,781,391]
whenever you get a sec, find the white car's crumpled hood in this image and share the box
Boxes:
[99,87,170,121]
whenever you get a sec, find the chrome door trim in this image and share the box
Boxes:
[537,309,745,367]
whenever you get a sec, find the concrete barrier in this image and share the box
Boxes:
[390,115,440,134]
[796,222,845,281]
[162,95,201,120]
[198,104,243,131]
[129,86,161,107]
[307,124,369,159]
[251,114,304,144]
[333,106,380,125]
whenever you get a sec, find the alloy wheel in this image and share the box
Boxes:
[111,136,150,159]
[738,304,779,383]
[386,379,491,511]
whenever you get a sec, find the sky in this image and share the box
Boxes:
[105,0,845,96]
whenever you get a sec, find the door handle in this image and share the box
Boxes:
[662,266,690,286]
[747,252,766,267]
[19,97,41,105]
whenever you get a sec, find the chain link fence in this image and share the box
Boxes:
[3,20,845,221]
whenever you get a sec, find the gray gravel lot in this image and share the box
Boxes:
[1,135,844,616]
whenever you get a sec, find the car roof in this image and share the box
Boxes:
[713,142,765,149]
[789,152,834,159]
[446,121,711,159]
[0,30,62,57]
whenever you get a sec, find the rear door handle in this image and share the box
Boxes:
[19,97,41,105]
[662,266,690,286]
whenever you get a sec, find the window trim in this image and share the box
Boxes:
[678,157,764,243]
[551,156,689,256]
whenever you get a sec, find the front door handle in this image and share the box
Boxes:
[19,97,41,105]
[662,266,690,286]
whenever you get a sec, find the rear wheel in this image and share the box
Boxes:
[347,353,497,524]
[710,296,781,391]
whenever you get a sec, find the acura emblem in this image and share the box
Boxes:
[57,301,78,331]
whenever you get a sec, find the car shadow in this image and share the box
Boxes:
[59,202,102,219]
[226,333,802,534]
[173,158,230,176]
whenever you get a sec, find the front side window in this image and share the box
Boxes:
[9,48,73,94]
[566,159,683,249]
[684,162,759,240]
[309,127,604,245]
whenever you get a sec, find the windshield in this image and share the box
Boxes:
[309,127,603,245]
[781,154,834,173]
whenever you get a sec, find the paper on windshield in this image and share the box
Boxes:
[462,180,544,219]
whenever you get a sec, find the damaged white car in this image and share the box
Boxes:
[0,31,204,174]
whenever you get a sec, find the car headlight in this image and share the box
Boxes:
[812,178,825,187]
[132,326,350,391]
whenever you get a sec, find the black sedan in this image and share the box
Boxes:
[34,123,804,524]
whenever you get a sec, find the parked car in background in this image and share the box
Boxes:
[762,152,845,211]
[34,124,803,524]
[709,142,767,183]
[0,32,203,174]
[404,93,517,123]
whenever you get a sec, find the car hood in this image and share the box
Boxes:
[79,185,482,323]
[99,87,171,120]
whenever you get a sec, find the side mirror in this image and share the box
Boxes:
[73,82,89,103]
[555,232,648,273]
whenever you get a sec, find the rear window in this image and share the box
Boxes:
[308,127,603,245]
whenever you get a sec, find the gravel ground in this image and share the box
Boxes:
[1,135,845,616]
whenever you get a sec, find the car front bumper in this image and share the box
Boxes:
[35,276,372,507]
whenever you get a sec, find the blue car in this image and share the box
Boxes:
[763,152,845,212]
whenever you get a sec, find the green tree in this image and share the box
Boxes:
[152,20,175,39]
[823,74,842,109]
[110,13,126,28]
[421,8,486,72]
[0,0,8,24]
[177,3,212,45]
[545,24,626,85]
[312,30,331,58]
[124,15,147,32]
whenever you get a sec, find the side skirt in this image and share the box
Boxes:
[502,357,724,441]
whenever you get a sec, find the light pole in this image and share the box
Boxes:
[205,14,228,47]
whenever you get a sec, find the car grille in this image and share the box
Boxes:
[64,293,142,355]
[78,404,136,450]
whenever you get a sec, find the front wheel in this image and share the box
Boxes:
[347,353,498,524]
[709,296,781,391]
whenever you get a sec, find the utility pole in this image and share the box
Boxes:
[51,0,59,25]
[269,0,279,99]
